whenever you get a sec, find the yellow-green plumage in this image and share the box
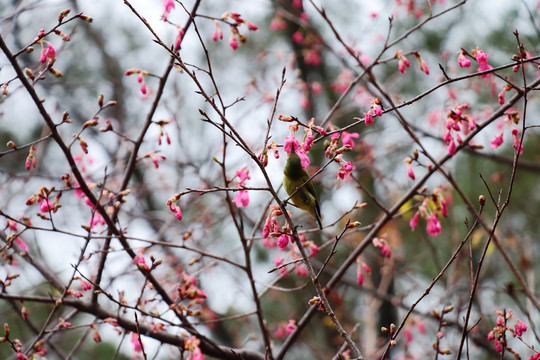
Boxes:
[283,149,323,230]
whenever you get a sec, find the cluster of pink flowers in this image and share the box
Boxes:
[403,318,426,343]
[178,272,208,301]
[322,127,359,180]
[39,42,56,64]
[490,110,524,154]
[403,156,416,180]
[25,186,61,221]
[274,319,297,339]
[487,309,536,359]
[25,145,37,170]
[284,133,310,168]
[161,0,175,21]
[5,218,30,253]
[474,49,493,78]
[396,50,411,73]
[457,50,471,68]
[185,336,205,360]
[232,167,250,208]
[264,208,318,277]
[144,151,166,169]
[269,3,321,67]
[409,187,450,237]
[355,257,372,286]
[330,69,354,94]
[125,68,149,95]
[214,11,258,50]
[167,193,183,221]
[335,155,355,180]
[372,237,392,258]
[395,50,429,74]
[442,103,476,156]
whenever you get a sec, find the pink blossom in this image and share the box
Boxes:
[14,238,29,252]
[303,49,321,66]
[169,202,182,220]
[274,327,285,339]
[373,238,391,258]
[304,129,313,151]
[300,96,310,109]
[426,213,442,236]
[416,319,426,334]
[402,55,411,67]
[92,331,102,343]
[80,280,92,291]
[514,319,527,337]
[315,126,326,135]
[88,213,105,228]
[263,237,275,248]
[512,127,524,154]
[331,69,353,93]
[131,332,142,352]
[490,133,504,149]
[295,264,307,277]
[361,262,372,274]
[476,50,493,78]
[263,217,271,239]
[270,17,287,30]
[297,149,310,169]
[40,199,54,213]
[69,290,84,298]
[134,252,149,271]
[337,161,355,179]
[308,242,319,256]
[285,320,297,334]
[284,136,300,154]
[341,131,359,148]
[440,197,448,218]
[373,105,383,117]
[246,21,258,31]
[39,43,56,63]
[175,29,184,49]
[398,59,406,73]
[7,219,18,231]
[356,267,364,286]
[407,164,415,180]
[363,111,374,126]
[292,31,304,44]
[311,81,322,95]
[235,168,250,185]
[458,53,471,67]
[409,212,420,230]
[233,190,249,207]
[273,256,283,266]
[404,327,413,342]
[229,36,239,50]
[418,59,429,74]
[498,89,506,105]
[442,130,452,142]
[396,51,411,73]
[447,138,456,155]
[163,0,175,13]
[277,234,289,249]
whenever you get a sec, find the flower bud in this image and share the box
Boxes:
[478,195,486,206]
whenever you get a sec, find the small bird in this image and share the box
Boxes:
[283,147,323,229]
